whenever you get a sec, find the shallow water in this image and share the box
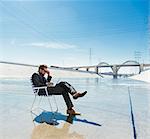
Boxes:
[0,77,150,139]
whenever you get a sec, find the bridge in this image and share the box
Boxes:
[0,60,150,78]
[61,60,150,78]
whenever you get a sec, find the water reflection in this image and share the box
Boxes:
[95,78,100,84]
[31,115,85,139]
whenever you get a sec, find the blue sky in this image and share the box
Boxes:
[0,0,149,66]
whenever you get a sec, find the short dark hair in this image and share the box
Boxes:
[38,64,48,71]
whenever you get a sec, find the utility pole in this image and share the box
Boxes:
[149,47,150,63]
[148,15,150,63]
[134,51,141,63]
[148,16,150,63]
[89,48,92,65]
[98,58,101,73]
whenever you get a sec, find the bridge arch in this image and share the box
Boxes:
[121,60,140,66]
[97,62,110,66]
[117,60,140,73]
[97,62,113,74]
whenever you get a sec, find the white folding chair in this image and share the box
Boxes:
[30,85,58,120]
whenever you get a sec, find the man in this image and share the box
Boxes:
[31,65,87,115]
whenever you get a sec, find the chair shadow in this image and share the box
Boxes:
[33,111,102,127]
[31,112,102,139]
[31,116,85,139]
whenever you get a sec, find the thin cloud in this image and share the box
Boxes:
[24,42,76,49]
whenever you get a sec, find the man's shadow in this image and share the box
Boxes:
[31,114,85,139]
[32,111,102,126]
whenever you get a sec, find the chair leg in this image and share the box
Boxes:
[30,95,37,112]
[45,89,53,112]
[31,88,59,124]
[47,95,53,112]
[53,95,58,112]
[37,96,43,108]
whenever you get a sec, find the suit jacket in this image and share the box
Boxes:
[31,73,52,87]
[31,73,52,95]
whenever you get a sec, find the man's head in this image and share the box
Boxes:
[38,64,48,75]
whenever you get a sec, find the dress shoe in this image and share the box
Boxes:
[67,109,81,115]
[73,91,87,99]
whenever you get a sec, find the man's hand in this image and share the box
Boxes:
[44,68,50,75]
[47,82,54,87]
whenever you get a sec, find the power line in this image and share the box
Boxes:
[0,1,147,39]
[0,1,74,47]
[0,2,53,40]
[17,1,148,25]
